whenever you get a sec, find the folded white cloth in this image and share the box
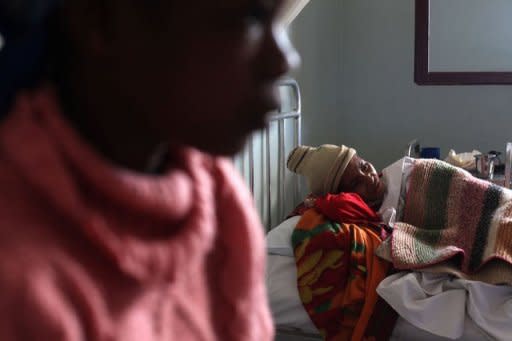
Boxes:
[390,316,489,341]
[265,254,317,333]
[377,271,512,340]
[377,157,415,227]
[266,216,300,257]
[444,149,481,170]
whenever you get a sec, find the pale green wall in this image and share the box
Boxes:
[290,0,512,170]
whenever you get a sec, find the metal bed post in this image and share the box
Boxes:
[277,78,302,208]
[267,78,302,225]
[248,136,255,193]
[278,112,285,223]
[505,142,512,189]
[291,79,302,205]
[405,139,421,157]
[240,151,246,179]
[295,115,302,203]
[265,126,272,229]
[234,77,302,231]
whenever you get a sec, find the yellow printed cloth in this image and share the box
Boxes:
[292,208,389,340]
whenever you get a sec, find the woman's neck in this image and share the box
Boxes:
[55,64,165,174]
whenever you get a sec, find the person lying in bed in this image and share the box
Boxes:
[284,144,512,340]
[287,143,413,228]
[287,144,391,223]
[285,144,394,340]
[288,144,512,283]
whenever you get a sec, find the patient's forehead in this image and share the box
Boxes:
[344,155,362,177]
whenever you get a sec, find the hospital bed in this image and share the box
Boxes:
[236,80,512,341]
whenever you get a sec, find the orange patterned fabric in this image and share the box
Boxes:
[292,209,389,341]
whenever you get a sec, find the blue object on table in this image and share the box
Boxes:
[420,147,441,159]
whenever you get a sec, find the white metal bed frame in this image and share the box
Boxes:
[238,124,512,340]
[236,78,303,231]
[236,79,325,340]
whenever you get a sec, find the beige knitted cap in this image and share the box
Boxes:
[287,144,356,195]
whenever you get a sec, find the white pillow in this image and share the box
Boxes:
[265,216,300,257]
[266,254,318,333]
[265,216,318,333]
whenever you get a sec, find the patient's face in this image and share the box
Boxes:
[93,0,299,156]
[338,155,385,208]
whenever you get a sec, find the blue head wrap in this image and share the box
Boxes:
[0,0,59,117]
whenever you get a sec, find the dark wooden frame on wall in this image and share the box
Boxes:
[415,0,512,85]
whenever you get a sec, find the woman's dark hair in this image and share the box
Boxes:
[0,0,60,117]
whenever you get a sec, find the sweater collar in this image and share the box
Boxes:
[0,86,216,282]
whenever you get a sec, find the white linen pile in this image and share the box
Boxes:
[377,271,512,340]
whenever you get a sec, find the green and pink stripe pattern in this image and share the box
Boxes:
[391,159,512,273]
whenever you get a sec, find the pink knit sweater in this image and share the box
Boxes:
[0,88,273,341]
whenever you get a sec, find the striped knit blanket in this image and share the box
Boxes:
[391,159,512,273]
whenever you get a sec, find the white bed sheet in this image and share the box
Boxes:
[266,254,317,333]
[390,316,491,341]
[378,271,509,340]
[266,216,300,257]
[266,217,317,333]
[267,252,493,340]
[266,217,499,340]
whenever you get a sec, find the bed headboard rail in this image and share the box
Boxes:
[235,78,302,231]
[505,142,512,189]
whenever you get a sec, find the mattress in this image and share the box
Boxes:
[266,218,495,341]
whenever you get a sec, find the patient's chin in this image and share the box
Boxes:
[370,199,383,211]
[366,190,385,211]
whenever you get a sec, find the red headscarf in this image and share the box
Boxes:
[314,192,381,224]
